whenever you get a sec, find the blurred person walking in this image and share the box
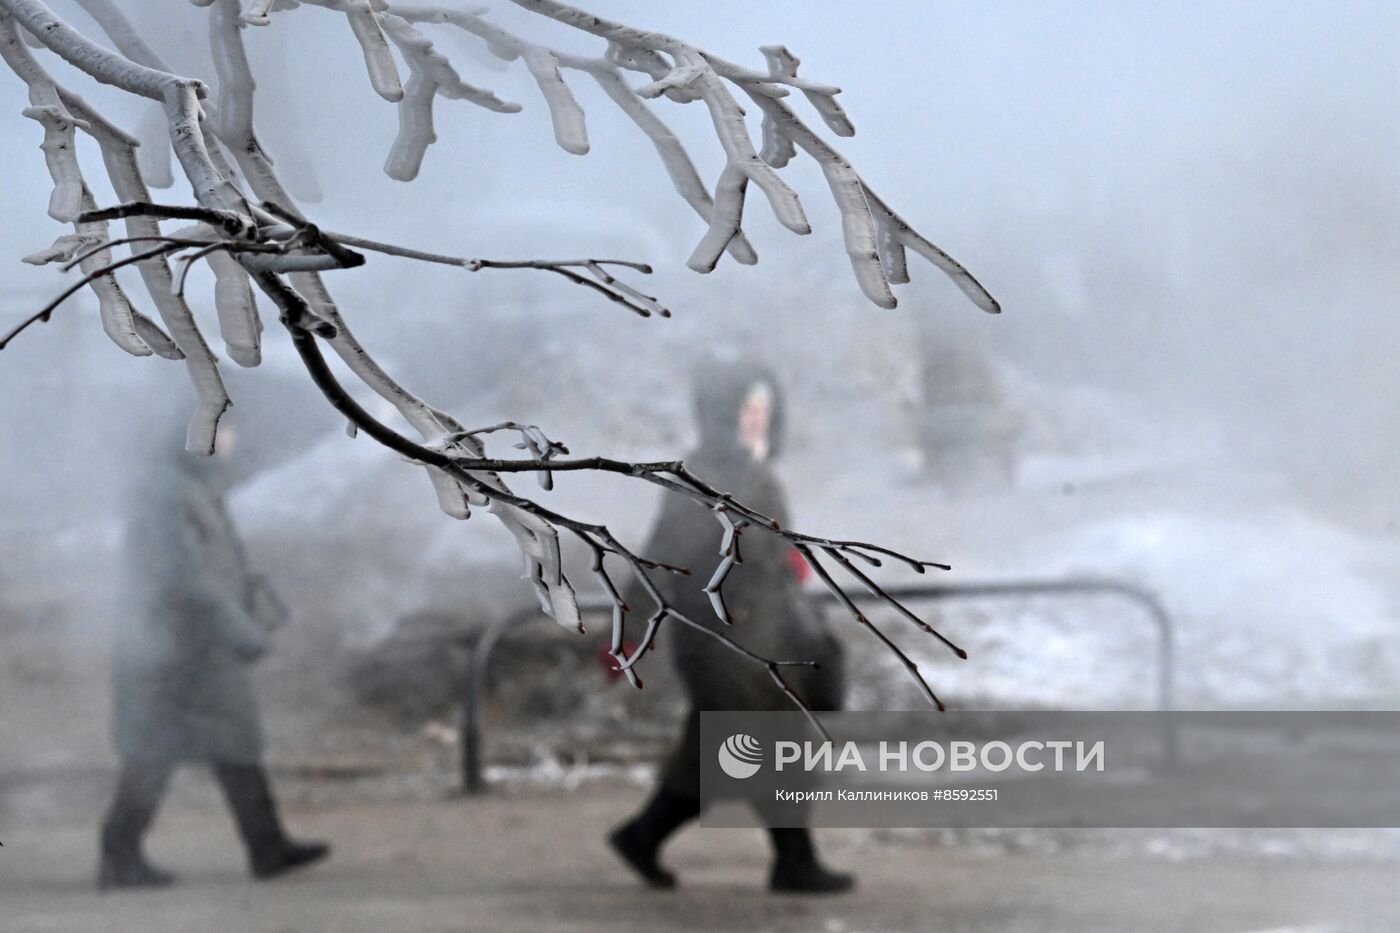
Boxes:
[98,424,329,889]
[609,357,853,894]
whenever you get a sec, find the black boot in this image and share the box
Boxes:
[249,839,332,880]
[98,759,177,891]
[213,762,330,880]
[608,787,703,889]
[768,828,854,894]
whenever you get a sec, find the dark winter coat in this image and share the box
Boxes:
[114,453,275,765]
[637,359,845,716]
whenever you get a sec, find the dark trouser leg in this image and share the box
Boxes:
[102,758,174,857]
[212,762,286,859]
[609,709,705,888]
[769,827,816,865]
[212,762,330,879]
[99,758,177,889]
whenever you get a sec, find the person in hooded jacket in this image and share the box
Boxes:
[608,357,854,894]
[98,424,329,889]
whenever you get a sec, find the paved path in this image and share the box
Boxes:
[2,782,1397,932]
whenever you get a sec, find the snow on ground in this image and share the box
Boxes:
[813,383,1400,710]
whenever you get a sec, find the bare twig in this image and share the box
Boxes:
[797,544,947,712]
[0,242,184,350]
[77,201,667,317]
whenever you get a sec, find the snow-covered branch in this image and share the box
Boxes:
[0,0,992,727]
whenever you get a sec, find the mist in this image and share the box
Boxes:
[3,2,1400,929]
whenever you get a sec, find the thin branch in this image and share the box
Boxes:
[821,545,965,659]
[0,242,185,350]
[62,233,214,271]
[797,544,947,712]
[171,241,235,301]
[79,200,253,238]
[79,201,666,316]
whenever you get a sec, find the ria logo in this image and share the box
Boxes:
[718,733,764,779]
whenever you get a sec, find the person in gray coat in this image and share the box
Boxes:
[609,357,853,894]
[98,425,329,889]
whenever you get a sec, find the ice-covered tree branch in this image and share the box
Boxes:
[0,0,994,727]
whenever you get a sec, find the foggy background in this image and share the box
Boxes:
[2,1,1400,929]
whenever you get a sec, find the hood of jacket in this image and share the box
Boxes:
[691,356,785,463]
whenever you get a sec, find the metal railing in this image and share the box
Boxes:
[459,578,1176,793]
